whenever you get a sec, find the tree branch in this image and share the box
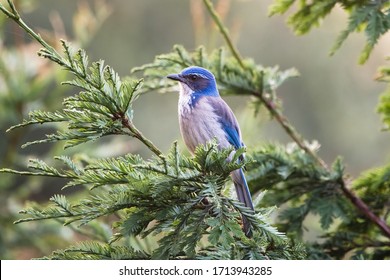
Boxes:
[203,0,390,239]
[0,0,62,62]
[256,92,328,169]
[203,0,245,69]
[1,0,163,159]
[340,182,390,238]
[202,0,326,169]
[118,112,163,157]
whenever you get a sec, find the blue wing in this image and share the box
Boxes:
[208,96,254,237]
[207,96,245,157]
[207,97,243,147]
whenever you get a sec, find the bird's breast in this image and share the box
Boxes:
[178,96,230,153]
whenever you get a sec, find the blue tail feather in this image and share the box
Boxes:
[232,168,254,237]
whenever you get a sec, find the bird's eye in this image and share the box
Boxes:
[189,74,198,81]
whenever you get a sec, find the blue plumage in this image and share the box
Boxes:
[167,66,255,237]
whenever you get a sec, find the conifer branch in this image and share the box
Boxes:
[269,0,390,64]
[202,0,245,69]
[0,0,163,158]
[255,91,328,169]
[340,183,390,237]
[203,0,390,239]
[118,115,163,157]
[202,0,327,169]
[0,0,60,60]
[2,0,389,259]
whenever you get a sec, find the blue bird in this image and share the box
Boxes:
[167,66,255,237]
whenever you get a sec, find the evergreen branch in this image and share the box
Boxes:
[0,168,69,178]
[0,0,62,63]
[340,184,390,237]
[376,61,390,131]
[247,144,348,235]
[14,195,81,224]
[0,158,77,179]
[269,0,390,64]
[40,241,150,260]
[257,93,328,169]
[119,115,163,157]
[136,43,390,239]
[3,0,389,260]
[201,0,326,168]
[0,0,163,157]
[204,0,390,239]
[202,0,245,69]
[6,141,293,259]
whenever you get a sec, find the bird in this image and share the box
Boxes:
[167,66,255,237]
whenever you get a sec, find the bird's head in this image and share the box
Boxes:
[167,66,219,96]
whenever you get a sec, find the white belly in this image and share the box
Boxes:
[178,95,229,153]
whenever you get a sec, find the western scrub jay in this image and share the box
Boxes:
[167,66,254,237]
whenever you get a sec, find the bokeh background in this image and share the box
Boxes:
[1,0,389,259]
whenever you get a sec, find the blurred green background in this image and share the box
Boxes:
[1,0,389,259]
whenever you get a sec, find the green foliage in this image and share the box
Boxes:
[245,142,390,259]
[41,241,150,260]
[6,142,298,259]
[378,90,390,130]
[269,0,337,35]
[269,0,390,63]
[0,0,111,259]
[353,164,390,216]
[132,44,298,94]
[376,61,390,131]
[0,3,300,258]
[7,40,142,149]
[132,44,298,116]
[247,143,349,235]
[1,0,390,260]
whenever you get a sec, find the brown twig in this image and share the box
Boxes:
[203,0,390,239]
[257,93,328,168]
[340,182,390,237]
[203,0,245,69]
[1,0,163,159]
[119,113,163,158]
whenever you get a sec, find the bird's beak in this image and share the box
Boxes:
[167,73,184,82]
